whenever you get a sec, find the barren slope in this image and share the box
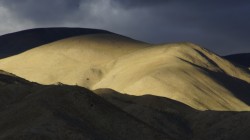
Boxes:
[95,89,250,140]
[0,72,170,140]
[0,30,250,111]
[0,73,250,140]
[94,43,250,110]
[0,34,148,88]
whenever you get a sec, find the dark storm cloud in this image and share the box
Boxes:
[111,0,170,8]
[0,0,83,24]
[0,0,249,55]
[115,0,250,54]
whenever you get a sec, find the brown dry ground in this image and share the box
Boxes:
[0,33,250,111]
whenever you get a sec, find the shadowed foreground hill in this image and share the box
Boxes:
[0,72,250,140]
[0,29,250,111]
[96,89,250,140]
[0,27,111,58]
[0,72,169,140]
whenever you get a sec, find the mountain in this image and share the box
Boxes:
[0,27,110,58]
[96,89,250,140]
[0,71,250,140]
[0,28,249,111]
[0,33,148,87]
[224,53,250,68]
[0,71,170,140]
[93,43,250,111]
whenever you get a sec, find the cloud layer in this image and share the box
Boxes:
[0,0,249,55]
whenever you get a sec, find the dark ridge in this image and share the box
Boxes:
[0,27,111,58]
[224,53,250,68]
[0,74,250,139]
[96,89,250,140]
[0,75,171,140]
[177,57,250,107]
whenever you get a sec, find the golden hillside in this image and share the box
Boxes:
[0,33,250,111]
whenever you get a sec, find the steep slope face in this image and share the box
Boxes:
[224,53,250,68]
[0,74,170,140]
[0,27,111,58]
[0,30,250,111]
[93,43,250,111]
[94,89,194,140]
[0,34,149,87]
[96,89,250,140]
[1,74,250,140]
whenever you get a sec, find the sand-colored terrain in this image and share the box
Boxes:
[1,28,250,139]
[94,43,250,111]
[0,34,148,87]
[0,32,250,111]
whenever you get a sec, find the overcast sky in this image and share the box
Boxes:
[0,0,249,55]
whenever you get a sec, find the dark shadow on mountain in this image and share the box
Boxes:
[0,73,171,140]
[95,88,250,140]
[224,53,250,68]
[0,27,111,58]
[1,71,250,140]
[178,57,250,106]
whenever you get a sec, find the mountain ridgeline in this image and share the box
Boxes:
[0,28,249,111]
[0,71,250,140]
[224,53,250,68]
[0,28,111,58]
[0,28,250,139]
